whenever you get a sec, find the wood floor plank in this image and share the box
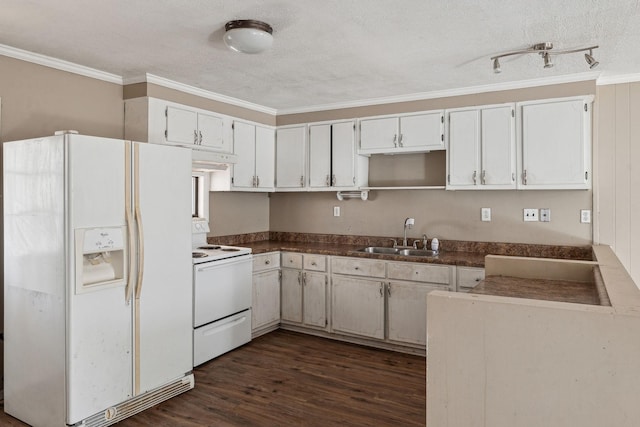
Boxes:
[0,330,426,426]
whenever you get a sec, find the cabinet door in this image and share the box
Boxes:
[331,121,356,187]
[166,106,197,146]
[359,117,398,152]
[331,276,384,339]
[303,272,327,328]
[252,270,281,330]
[481,105,516,188]
[400,111,444,150]
[520,99,590,189]
[308,124,332,188]
[255,125,275,189]
[276,126,306,188]
[197,112,225,151]
[232,121,256,189]
[456,266,485,292]
[387,281,442,346]
[281,269,303,323]
[447,109,480,187]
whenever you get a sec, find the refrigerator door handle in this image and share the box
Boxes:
[134,205,145,299]
[133,144,145,300]
[125,210,136,304]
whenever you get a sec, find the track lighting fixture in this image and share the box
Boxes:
[490,42,599,74]
[584,50,599,69]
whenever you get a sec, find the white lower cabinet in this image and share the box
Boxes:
[331,256,454,348]
[281,253,328,329]
[331,276,385,339]
[252,252,281,336]
[456,266,485,292]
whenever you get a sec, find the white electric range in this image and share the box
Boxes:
[191,218,253,366]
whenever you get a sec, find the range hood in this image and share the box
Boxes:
[192,148,237,172]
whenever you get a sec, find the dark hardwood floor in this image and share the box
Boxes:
[1,330,426,426]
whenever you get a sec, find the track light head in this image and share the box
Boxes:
[585,50,599,69]
[543,52,553,68]
[493,58,501,74]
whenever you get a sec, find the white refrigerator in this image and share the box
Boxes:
[3,133,194,426]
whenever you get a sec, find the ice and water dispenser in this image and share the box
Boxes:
[75,227,127,293]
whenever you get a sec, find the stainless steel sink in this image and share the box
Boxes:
[358,246,400,254]
[398,249,438,257]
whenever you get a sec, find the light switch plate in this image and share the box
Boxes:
[580,209,591,223]
[523,208,539,222]
[540,208,551,222]
[481,207,491,222]
[333,206,340,217]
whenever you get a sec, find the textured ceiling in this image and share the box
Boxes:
[1,0,639,112]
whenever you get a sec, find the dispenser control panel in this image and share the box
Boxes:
[83,227,124,252]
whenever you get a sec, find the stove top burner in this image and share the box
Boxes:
[192,252,208,258]
[197,245,221,250]
[221,248,240,252]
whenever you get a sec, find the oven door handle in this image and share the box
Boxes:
[195,255,252,272]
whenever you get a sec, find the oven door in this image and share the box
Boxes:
[193,255,253,328]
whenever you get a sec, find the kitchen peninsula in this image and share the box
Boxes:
[426,244,640,427]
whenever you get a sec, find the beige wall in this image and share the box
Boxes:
[595,82,640,285]
[209,192,270,236]
[0,56,124,141]
[270,190,592,245]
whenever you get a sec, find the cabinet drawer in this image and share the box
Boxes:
[331,257,385,278]
[281,252,303,269]
[253,252,280,272]
[303,254,327,272]
[387,262,451,285]
[457,266,485,291]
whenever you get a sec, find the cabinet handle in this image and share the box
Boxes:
[387,283,391,297]
[256,176,260,187]
[354,266,359,270]
[398,133,403,147]
[303,272,307,286]
[393,134,398,147]
[193,130,198,144]
[332,174,336,186]
[512,172,515,182]
[199,131,203,144]
[473,170,477,185]
[481,170,486,185]
[326,175,330,186]
[252,176,257,187]
[297,271,302,285]
[311,261,317,266]
[300,175,304,187]
[379,283,383,296]
[523,169,528,185]
[265,259,271,265]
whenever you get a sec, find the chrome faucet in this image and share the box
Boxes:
[403,217,414,247]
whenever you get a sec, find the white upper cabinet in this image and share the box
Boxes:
[359,110,445,155]
[166,106,225,151]
[308,120,368,190]
[447,104,516,190]
[518,96,593,190]
[125,97,232,154]
[232,121,275,191]
[276,125,307,190]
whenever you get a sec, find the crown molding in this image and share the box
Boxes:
[125,73,278,116]
[275,72,601,115]
[596,72,640,86]
[0,43,123,84]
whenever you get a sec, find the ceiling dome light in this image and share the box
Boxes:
[224,19,273,54]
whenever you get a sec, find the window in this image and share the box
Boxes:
[191,172,210,220]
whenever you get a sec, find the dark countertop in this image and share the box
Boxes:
[469,275,602,306]
[241,240,487,267]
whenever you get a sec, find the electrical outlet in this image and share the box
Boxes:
[580,209,591,224]
[333,206,340,217]
[481,207,491,222]
[523,208,539,222]
[540,208,551,222]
